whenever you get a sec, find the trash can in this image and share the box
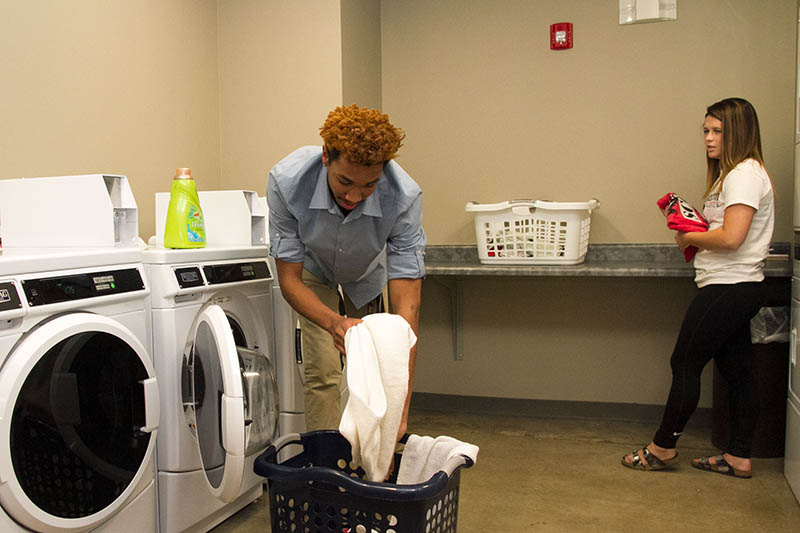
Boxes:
[712,341,789,457]
[712,296,790,457]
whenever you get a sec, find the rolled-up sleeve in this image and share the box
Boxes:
[267,175,305,262]
[386,192,426,280]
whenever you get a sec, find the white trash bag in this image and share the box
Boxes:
[750,306,790,344]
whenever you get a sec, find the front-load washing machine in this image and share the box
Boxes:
[143,246,278,533]
[269,257,307,439]
[0,247,159,532]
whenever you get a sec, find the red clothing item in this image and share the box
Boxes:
[657,193,708,262]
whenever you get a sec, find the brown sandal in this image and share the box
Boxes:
[691,454,752,479]
[621,446,679,471]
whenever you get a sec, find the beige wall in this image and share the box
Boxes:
[0,0,346,240]
[10,1,788,247]
[216,0,382,198]
[0,0,221,241]
[217,0,343,196]
[418,277,700,404]
[341,0,383,109]
[381,0,796,245]
[380,0,796,407]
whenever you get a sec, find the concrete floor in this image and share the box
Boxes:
[212,409,800,532]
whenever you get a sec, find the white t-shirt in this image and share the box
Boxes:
[693,159,774,287]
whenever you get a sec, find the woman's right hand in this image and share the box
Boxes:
[675,231,691,251]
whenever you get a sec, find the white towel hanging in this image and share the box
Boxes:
[339,313,416,482]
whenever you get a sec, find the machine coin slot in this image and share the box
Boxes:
[174,267,205,289]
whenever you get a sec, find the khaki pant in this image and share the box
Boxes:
[300,269,387,431]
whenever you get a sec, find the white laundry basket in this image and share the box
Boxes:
[465,199,599,265]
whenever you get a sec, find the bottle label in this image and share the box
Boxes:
[186,206,205,243]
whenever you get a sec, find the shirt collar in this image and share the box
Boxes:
[309,165,333,210]
[360,189,383,218]
[308,165,383,219]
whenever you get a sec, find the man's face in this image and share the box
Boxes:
[323,150,383,211]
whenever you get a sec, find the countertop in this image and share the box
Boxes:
[424,243,792,278]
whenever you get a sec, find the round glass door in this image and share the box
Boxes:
[182,303,278,503]
[0,313,158,532]
[190,314,231,490]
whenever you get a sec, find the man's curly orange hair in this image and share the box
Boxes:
[319,104,405,166]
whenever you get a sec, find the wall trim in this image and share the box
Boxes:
[410,392,712,428]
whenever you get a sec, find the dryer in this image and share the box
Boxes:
[0,247,159,532]
[259,196,306,441]
[143,246,278,533]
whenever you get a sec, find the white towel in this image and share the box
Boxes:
[338,313,416,482]
[397,434,479,485]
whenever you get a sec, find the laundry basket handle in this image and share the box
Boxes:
[254,431,469,502]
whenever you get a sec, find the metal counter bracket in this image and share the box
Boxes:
[430,277,463,360]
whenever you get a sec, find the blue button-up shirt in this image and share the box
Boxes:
[267,146,426,308]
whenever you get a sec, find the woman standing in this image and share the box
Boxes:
[622,97,775,478]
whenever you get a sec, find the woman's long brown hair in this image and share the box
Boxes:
[703,98,766,198]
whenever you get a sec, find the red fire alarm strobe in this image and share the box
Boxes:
[550,22,573,50]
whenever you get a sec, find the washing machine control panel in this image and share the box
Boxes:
[0,281,23,311]
[174,267,205,289]
[203,261,271,285]
[22,268,145,306]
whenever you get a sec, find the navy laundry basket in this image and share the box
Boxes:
[254,430,474,533]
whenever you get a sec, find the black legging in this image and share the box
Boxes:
[653,282,766,457]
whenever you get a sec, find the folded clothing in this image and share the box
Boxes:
[396,434,479,485]
[656,192,709,262]
[657,192,708,231]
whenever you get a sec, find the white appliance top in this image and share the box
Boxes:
[0,246,143,276]
[141,245,269,264]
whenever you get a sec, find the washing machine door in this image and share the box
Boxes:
[183,304,277,503]
[0,312,159,533]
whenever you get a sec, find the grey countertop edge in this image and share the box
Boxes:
[423,243,791,278]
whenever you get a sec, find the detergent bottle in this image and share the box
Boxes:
[164,168,206,248]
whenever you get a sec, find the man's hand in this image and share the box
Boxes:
[275,259,362,353]
[327,315,363,354]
